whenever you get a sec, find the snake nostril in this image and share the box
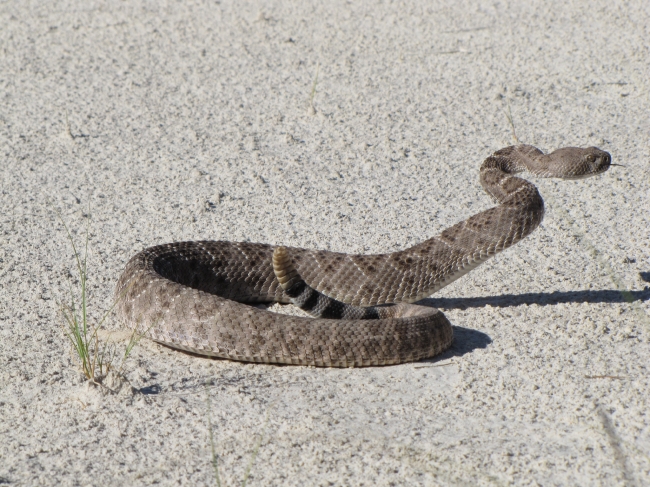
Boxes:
[602,155,611,167]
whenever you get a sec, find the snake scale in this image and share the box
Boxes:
[115,145,612,367]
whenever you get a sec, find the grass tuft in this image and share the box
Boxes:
[57,209,143,384]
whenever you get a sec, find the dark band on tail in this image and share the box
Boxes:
[272,246,388,320]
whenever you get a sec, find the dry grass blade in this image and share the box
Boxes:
[504,98,520,144]
[308,62,320,114]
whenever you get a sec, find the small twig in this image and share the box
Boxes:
[64,109,75,140]
[413,360,454,369]
[585,375,628,380]
[308,62,320,115]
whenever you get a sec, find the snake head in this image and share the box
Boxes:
[547,146,613,179]
[581,147,612,175]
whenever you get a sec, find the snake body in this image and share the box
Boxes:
[115,145,612,367]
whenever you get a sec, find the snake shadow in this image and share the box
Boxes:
[419,286,650,310]
[435,325,493,361]
[416,282,650,361]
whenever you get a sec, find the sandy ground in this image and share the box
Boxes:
[1,1,649,485]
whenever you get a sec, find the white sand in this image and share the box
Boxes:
[1,1,649,485]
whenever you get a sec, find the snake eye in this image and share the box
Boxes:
[585,154,596,163]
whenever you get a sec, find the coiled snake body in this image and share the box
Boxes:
[115,145,612,367]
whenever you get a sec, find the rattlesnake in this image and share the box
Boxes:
[115,145,612,367]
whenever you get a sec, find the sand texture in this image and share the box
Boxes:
[1,1,649,485]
